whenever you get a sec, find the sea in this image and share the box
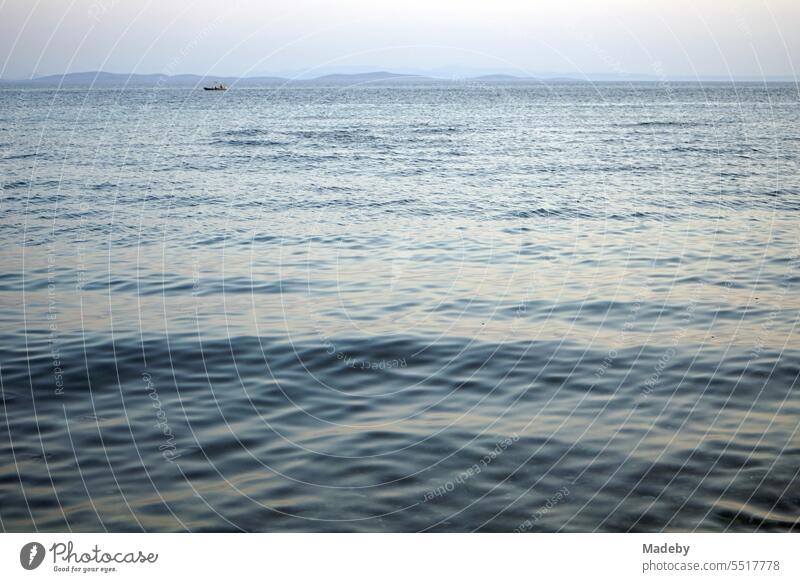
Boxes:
[1,81,799,531]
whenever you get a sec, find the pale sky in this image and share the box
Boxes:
[0,0,797,79]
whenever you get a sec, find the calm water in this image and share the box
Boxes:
[1,82,799,532]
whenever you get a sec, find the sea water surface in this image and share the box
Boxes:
[1,82,799,531]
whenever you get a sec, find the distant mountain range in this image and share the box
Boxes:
[0,70,579,86]
[1,70,796,86]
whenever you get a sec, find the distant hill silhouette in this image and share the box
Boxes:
[1,70,796,86]
[3,71,282,86]
[0,70,571,86]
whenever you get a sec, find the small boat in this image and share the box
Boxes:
[203,83,227,91]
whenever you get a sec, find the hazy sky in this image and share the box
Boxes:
[1,0,797,78]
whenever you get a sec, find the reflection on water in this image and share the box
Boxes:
[1,83,799,531]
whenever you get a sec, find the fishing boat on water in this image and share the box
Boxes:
[203,83,227,91]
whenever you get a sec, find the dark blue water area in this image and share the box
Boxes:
[2,331,799,532]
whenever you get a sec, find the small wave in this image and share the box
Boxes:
[210,128,288,147]
[290,128,377,143]
[1,180,32,190]
[211,138,287,147]
[213,128,270,138]
[1,152,39,161]
[286,197,417,211]
[506,207,595,219]
[622,120,701,128]
[412,125,462,134]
